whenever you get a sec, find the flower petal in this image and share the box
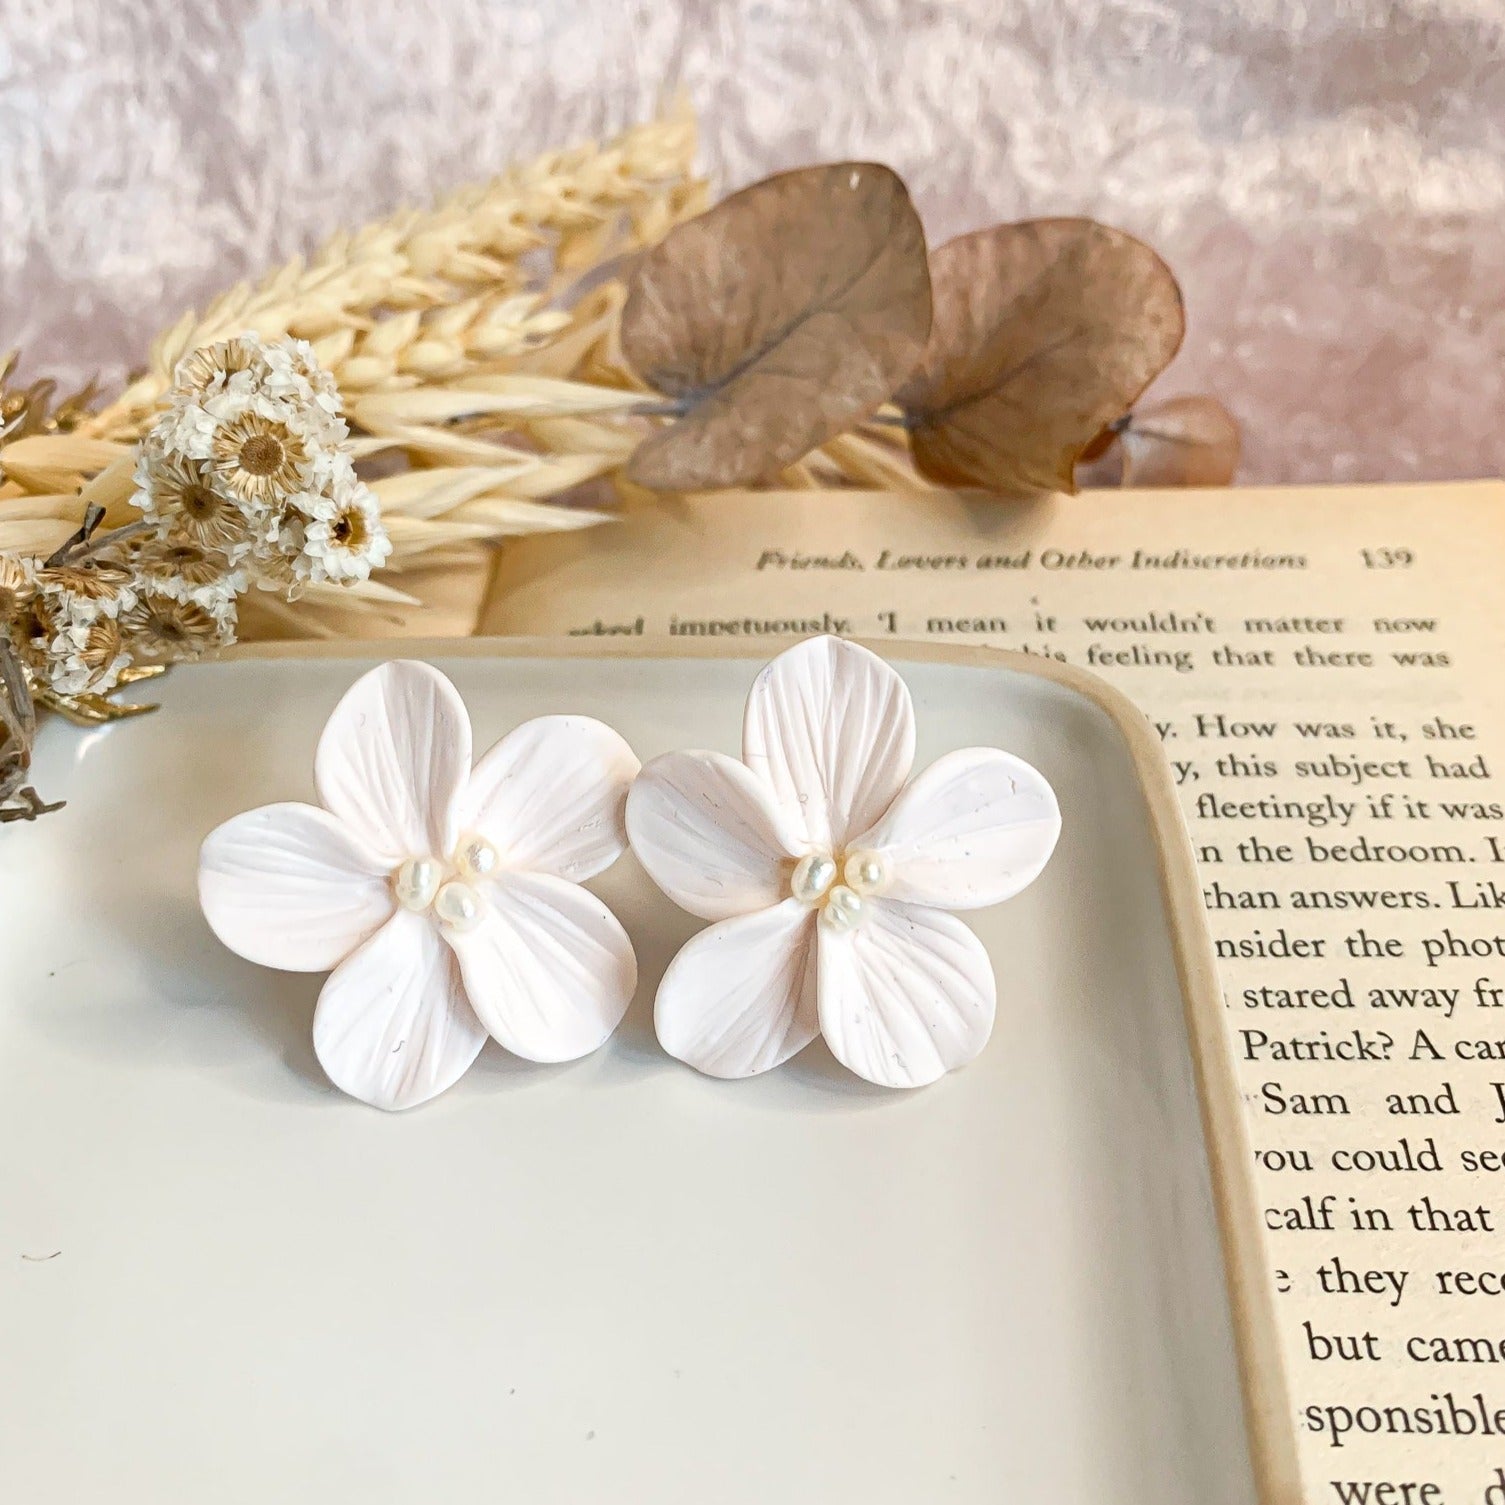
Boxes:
[817,900,996,1089]
[742,635,914,850]
[444,872,636,1063]
[654,899,819,1078]
[627,749,805,921]
[314,660,472,864]
[852,747,1060,910]
[199,801,394,972]
[312,909,487,1110]
[457,715,639,883]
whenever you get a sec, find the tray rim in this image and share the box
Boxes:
[201,633,1297,1502]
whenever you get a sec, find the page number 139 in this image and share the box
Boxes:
[1361,548,1415,568]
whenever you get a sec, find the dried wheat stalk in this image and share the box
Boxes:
[80,107,702,438]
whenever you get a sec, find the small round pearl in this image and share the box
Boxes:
[843,848,891,897]
[393,856,442,912]
[433,880,484,932]
[790,851,837,905]
[821,884,864,932]
[455,833,499,879]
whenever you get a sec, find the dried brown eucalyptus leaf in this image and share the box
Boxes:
[897,218,1185,495]
[1119,395,1240,487]
[1077,426,1118,464]
[620,163,931,490]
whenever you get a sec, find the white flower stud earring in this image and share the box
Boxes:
[627,636,1061,1088]
[199,660,640,1110]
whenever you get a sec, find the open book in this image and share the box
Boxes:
[482,479,1505,1504]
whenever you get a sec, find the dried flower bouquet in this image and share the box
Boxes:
[0,105,1234,821]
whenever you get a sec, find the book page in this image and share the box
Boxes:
[482,480,1505,1503]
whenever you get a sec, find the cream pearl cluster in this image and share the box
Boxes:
[391,833,500,932]
[789,847,891,931]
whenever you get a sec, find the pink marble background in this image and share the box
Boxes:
[2,1,1501,485]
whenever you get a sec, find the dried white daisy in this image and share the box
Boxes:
[299,467,391,585]
[48,608,129,697]
[172,335,263,397]
[14,575,131,696]
[128,537,244,625]
[259,337,344,421]
[135,448,256,556]
[120,586,236,663]
[209,411,312,508]
[153,401,221,460]
[37,561,137,617]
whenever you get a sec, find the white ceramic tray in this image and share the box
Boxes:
[0,640,1291,1502]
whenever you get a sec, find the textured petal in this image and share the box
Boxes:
[314,660,472,865]
[312,909,487,1111]
[627,749,805,921]
[852,747,1061,910]
[457,715,639,883]
[444,872,636,1063]
[817,900,996,1089]
[199,801,394,972]
[654,899,819,1078]
[742,635,914,850]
